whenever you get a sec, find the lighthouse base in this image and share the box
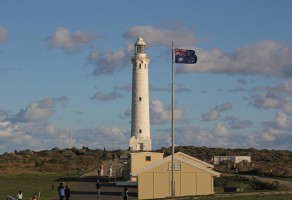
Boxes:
[129,136,151,151]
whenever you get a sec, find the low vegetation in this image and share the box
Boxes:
[1,146,292,199]
[0,172,78,199]
[159,146,292,177]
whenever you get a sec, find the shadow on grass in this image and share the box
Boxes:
[54,176,80,182]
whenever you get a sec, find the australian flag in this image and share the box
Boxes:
[175,49,197,64]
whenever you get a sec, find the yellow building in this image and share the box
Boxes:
[123,152,164,180]
[130,152,220,199]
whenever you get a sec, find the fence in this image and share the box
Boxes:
[6,192,41,200]
[6,196,17,200]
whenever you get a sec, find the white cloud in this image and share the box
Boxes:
[152,133,172,148]
[277,82,292,93]
[119,108,131,120]
[87,25,197,76]
[48,27,96,52]
[276,111,290,129]
[91,90,123,101]
[201,109,220,121]
[0,121,21,138]
[215,102,232,112]
[91,27,292,78]
[201,102,232,121]
[282,100,292,115]
[0,26,7,42]
[8,97,68,123]
[213,123,230,137]
[250,82,292,115]
[224,116,253,130]
[74,126,128,149]
[176,41,292,78]
[261,128,278,141]
[124,26,196,48]
[150,99,185,125]
[253,93,280,109]
[0,117,130,153]
[88,44,133,75]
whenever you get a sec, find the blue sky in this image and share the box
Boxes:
[1,0,292,153]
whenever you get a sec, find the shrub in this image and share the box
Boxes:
[249,176,279,190]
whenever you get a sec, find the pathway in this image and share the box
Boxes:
[58,155,138,200]
[68,175,137,200]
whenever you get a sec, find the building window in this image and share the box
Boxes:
[139,97,142,101]
[139,63,141,69]
[168,162,181,171]
[146,156,151,161]
[139,129,142,133]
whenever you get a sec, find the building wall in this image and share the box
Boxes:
[196,173,212,195]
[137,159,215,199]
[181,172,196,195]
[131,57,150,139]
[235,156,251,163]
[130,152,164,176]
[130,46,151,151]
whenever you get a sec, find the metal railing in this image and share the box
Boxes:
[6,196,17,200]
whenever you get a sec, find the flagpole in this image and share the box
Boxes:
[171,42,175,197]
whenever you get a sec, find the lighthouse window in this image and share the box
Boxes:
[139,97,142,101]
[137,45,145,53]
[139,129,142,133]
[139,64,141,69]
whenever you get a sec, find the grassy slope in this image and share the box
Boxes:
[0,172,79,200]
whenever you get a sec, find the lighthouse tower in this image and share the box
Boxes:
[129,37,151,151]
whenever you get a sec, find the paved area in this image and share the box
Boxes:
[62,156,138,200]
[69,175,137,200]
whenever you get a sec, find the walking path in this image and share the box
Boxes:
[61,156,138,200]
[68,174,137,200]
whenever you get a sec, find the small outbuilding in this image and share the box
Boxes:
[131,152,220,199]
[213,156,251,165]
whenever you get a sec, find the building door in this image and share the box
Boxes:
[138,143,144,151]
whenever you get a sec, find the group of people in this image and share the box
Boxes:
[97,164,104,176]
[16,191,39,200]
[97,163,112,177]
[57,182,71,200]
[17,165,129,200]
[16,182,70,200]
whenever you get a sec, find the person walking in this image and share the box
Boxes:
[122,186,128,200]
[31,193,38,200]
[97,165,101,176]
[65,185,71,200]
[17,190,23,200]
[108,163,113,177]
[101,164,104,176]
[96,180,101,198]
[58,182,65,200]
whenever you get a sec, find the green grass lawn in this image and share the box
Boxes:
[0,172,79,200]
[1,173,291,200]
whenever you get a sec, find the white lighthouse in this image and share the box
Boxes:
[129,37,151,151]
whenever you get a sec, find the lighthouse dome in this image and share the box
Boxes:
[135,37,146,46]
